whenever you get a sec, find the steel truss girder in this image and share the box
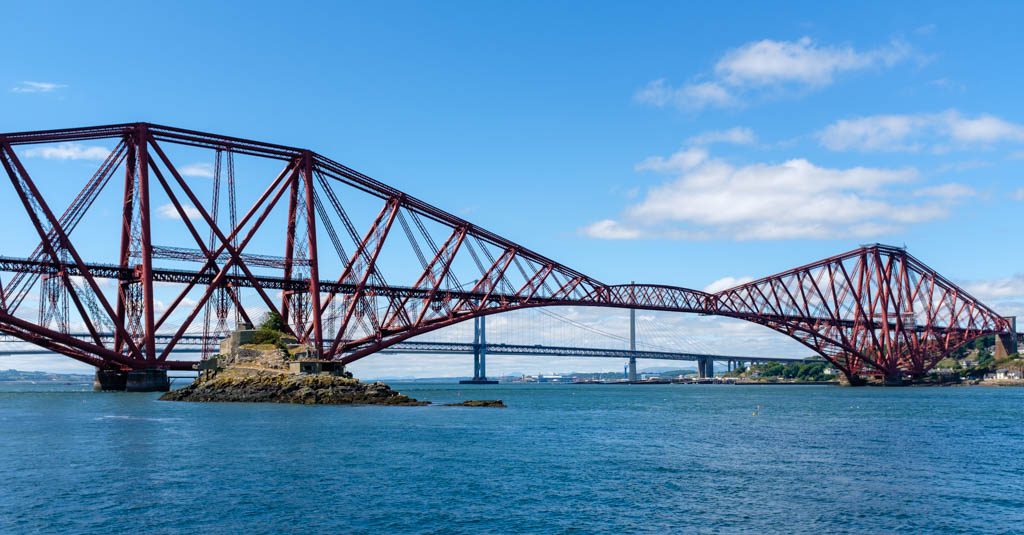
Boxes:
[0,123,1011,377]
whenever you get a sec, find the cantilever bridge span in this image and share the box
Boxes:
[0,123,1014,387]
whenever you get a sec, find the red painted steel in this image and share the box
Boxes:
[0,123,1012,381]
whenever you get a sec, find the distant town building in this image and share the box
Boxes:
[991,369,1023,380]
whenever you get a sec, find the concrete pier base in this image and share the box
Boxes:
[125,369,170,392]
[93,370,128,391]
[839,373,867,386]
[881,374,906,387]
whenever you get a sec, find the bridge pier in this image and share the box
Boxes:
[125,369,170,392]
[93,369,127,391]
[838,371,867,386]
[93,368,170,391]
[881,373,906,386]
[697,357,714,379]
[994,316,1018,359]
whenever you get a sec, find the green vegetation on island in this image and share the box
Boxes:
[724,360,836,383]
[934,337,1023,382]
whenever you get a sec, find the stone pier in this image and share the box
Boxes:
[125,369,170,392]
[994,317,1018,359]
[93,369,128,391]
[94,368,170,392]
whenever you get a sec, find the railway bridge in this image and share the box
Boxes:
[0,123,1014,389]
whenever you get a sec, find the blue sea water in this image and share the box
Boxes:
[1,382,1022,534]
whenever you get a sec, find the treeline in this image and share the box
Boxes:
[742,361,832,381]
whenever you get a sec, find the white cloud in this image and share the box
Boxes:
[157,203,201,220]
[634,79,735,111]
[714,37,909,87]
[963,275,1024,316]
[580,219,642,240]
[946,113,1024,143]
[179,163,215,178]
[586,147,969,241]
[965,276,1024,302]
[819,110,1024,152]
[23,143,111,161]
[819,114,924,152]
[935,160,991,173]
[636,37,910,111]
[634,79,673,106]
[687,127,757,146]
[912,183,975,199]
[634,147,707,173]
[678,82,735,109]
[703,276,754,293]
[929,78,966,92]
[10,81,66,93]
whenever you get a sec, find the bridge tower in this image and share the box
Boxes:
[460,316,496,384]
[628,308,637,382]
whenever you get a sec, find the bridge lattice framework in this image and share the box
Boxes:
[0,123,1012,383]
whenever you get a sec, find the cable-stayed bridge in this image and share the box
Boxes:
[0,306,806,381]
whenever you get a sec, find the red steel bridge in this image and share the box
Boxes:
[0,122,1015,389]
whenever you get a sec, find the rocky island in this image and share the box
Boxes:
[444,399,506,408]
[161,367,429,405]
[160,314,428,406]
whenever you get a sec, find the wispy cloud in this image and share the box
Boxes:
[635,37,911,111]
[580,219,643,240]
[634,147,708,174]
[686,127,757,146]
[963,275,1024,316]
[179,163,215,178]
[10,81,66,93]
[912,183,976,200]
[635,80,736,111]
[819,110,1024,152]
[715,37,909,87]
[23,143,110,161]
[703,276,754,293]
[157,203,201,221]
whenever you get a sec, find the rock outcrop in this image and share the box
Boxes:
[444,399,506,408]
[160,368,428,406]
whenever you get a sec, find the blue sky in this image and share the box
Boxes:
[4,2,1024,375]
